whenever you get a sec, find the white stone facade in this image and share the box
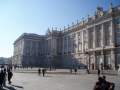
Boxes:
[13,4,120,70]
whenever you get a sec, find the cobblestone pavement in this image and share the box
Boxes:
[2,73,120,90]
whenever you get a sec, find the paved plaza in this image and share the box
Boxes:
[1,72,120,90]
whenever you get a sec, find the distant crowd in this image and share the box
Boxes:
[0,65,13,89]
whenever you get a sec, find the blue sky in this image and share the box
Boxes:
[0,0,120,57]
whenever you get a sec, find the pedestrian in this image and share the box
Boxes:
[42,68,46,77]
[38,68,41,75]
[94,76,115,90]
[0,71,2,88]
[0,70,4,88]
[8,69,13,84]
[102,76,115,90]
[74,68,77,74]
[93,77,105,90]
[98,69,100,77]
[3,68,7,87]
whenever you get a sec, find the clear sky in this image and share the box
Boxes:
[0,0,120,57]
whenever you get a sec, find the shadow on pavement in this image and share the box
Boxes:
[0,86,16,90]
[0,84,24,90]
[11,84,23,89]
[0,88,6,90]
[5,86,16,90]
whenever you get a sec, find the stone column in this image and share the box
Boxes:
[81,31,84,53]
[87,28,91,49]
[101,51,104,70]
[101,24,105,47]
[86,29,89,49]
[110,20,115,46]
[111,50,115,70]
[93,52,96,70]
[88,54,90,70]
[50,39,52,54]
[86,29,90,69]
[67,36,69,54]
[62,37,65,55]
[101,24,105,70]
[75,32,78,53]
[93,26,96,49]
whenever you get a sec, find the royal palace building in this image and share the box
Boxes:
[13,4,120,70]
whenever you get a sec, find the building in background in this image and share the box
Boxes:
[0,57,12,65]
[13,4,120,70]
[13,31,62,68]
[13,33,46,67]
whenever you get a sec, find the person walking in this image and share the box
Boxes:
[7,70,13,84]
[98,69,100,77]
[0,70,4,88]
[3,68,7,87]
[42,68,46,77]
[38,68,41,75]
[0,71,2,88]
[74,68,77,74]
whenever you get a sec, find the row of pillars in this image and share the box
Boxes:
[87,50,115,70]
